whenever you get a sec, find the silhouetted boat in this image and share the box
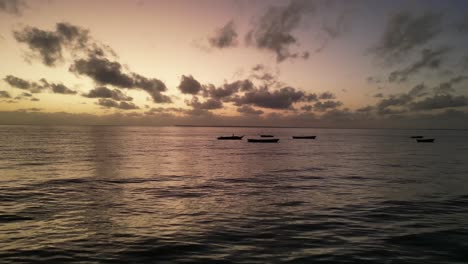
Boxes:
[248,138,279,143]
[292,136,316,139]
[417,138,435,143]
[260,134,274,137]
[217,135,244,140]
[410,136,424,139]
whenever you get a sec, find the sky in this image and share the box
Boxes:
[1,0,468,128]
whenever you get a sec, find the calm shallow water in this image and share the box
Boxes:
[0,125,467,263]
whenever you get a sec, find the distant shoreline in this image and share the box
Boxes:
[0,124,466,130]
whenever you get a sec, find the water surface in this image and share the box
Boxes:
[1,126,467,263]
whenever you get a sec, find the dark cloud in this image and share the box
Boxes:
[356,106,374,113]
[457,13,468,32]
[203,79,254,100]
[17,107,42,112]
[70,56,170,103]
[409,94,468,111]
[1,107,468,129]
[237,105,264,115]
[13,23,96,66]
[373,80,468,114]
[376,93,413,114]
[318,91,336,100]
[4,75,77,94]
[97,98,139,110]
[314,0,357,53]
[187,96,223,110]
[4,75,32,90]
[313,100,343,112]
[0,90,11,98]
[233,86,306,109]
[145,107,185,115]
[252,64,264,71]
[433,75,468,95]
[178,75,202,94]
[366,76,382,84]
[373,11,443,63]
[301,104,313,111]
[18,92,31,97]
[0,0,26,15]
[374,93,384,98]
[3,75,45,93]
[388,47,449,82]
[209,20,238,48]
[407,83,428,97]
[84,86,132,101]
[249,64,280,86]
[245,0,315,62]
[50,84,76,94]
[305,93,318,102]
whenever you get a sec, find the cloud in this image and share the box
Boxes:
[237,105,264,115]
[3,75,45,93]
[209,20,238,48]
[313,100,343,112]
[0,90,11,98]
[84,86,132,101]
[202,79,254,100]
[145,107,185,115]
[433,75,468,95]
[407,83,428,97]
[245,0,315,62]
[0,0,26,15]
[409,94,468,111]
[376,94,413,114]
[97,98,139,110]
[248,64,281,86]
[314,0,358,53]
[13,23,97,66]
[374,80,468,114]
[3,75,76,94]
[388,47,449,82]
[1,107,467,129]
[70,55,170,103]
[39,79,77,94]
[318,91,336,100]
[187,96,223,110]
[372,11,443,64]
[17,107,42,112]
[233,86,307,109]
[457,13,468,32]
[178,75,202,94]
[367,76,382,84]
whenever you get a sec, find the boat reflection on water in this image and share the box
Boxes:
[247,138,279,143]
[292,136,316,139]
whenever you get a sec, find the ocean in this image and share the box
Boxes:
[1,125,467,263]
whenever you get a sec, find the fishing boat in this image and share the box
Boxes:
[260,134,274,137]
[417,138,435,143]
[247,138,279,143]
[217,135,244,140]
[410,136,424,139]
[292,136,316,139]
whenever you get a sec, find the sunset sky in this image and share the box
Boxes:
[1,0,468,128]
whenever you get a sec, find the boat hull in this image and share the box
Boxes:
[417,139,435,143]
[217,136,244,140]
[292,136,316,139]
